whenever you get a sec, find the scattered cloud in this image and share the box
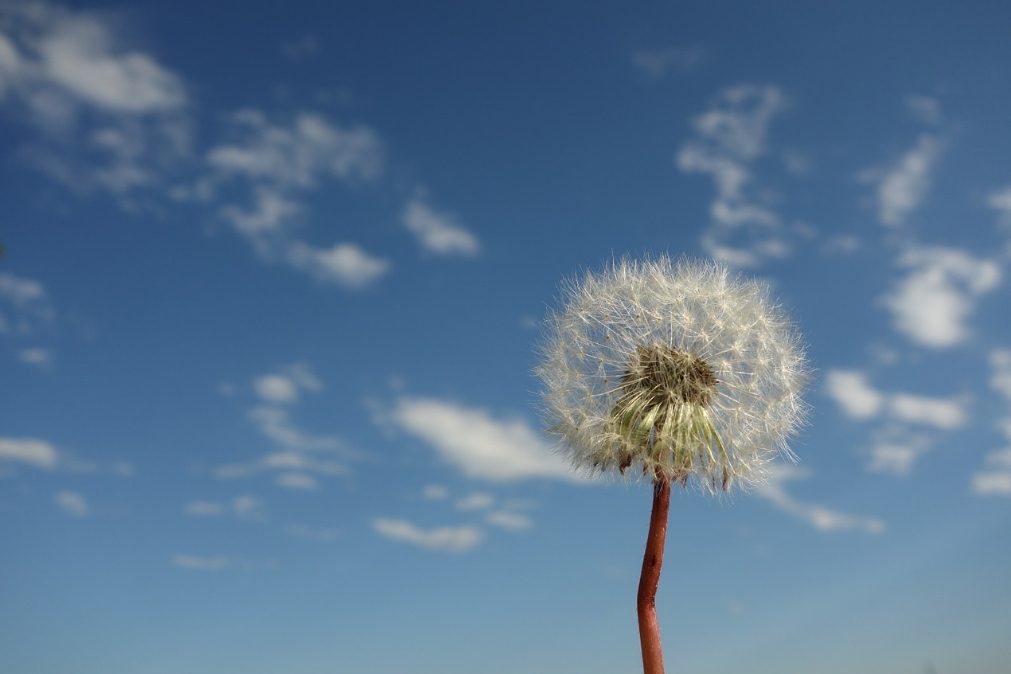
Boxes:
[882,246,1000,348]
[372,517,483,553]
[183,495,262,518]
[454,492,494,511]
[860,134,942,227]
[285,241,390,288]
[0,2,191,205]
[677,84,794,267]
[631,46,705,78]
[402,197,480,256]
[253,363,322,405]
[485,510,532,531]
[17,346,52,368]
[971,351,1011,496]
[384,397,583,482]
[276,472,318,490]
[0,437,59,469]
[0,272,54,335]
[54,490,88,517]
[988,186,1011,225]
[824,369,967,430]
[754,465,885,534]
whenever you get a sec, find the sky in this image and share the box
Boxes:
[2,1,1011,672]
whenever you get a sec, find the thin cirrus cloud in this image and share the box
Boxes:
[677,84,795,268]
[0,437,60,470]
[384,397,584,483]
[753,464,885,534]
[0,272,55,335]
[881,246,1001,349]
[54,490,89,517]
[372,517,483,553]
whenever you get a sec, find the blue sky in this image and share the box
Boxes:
[2,1,1011,672]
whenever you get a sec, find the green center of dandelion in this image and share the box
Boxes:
[611,345,731,488]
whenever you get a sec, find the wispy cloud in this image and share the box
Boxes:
[383,397,583,482]
[54,490,89,517]
[18,346,53,368]
[372,517,483,553]
[860,134,942,227]
[183,495,262,519]
[754,465,885,534]
[677,84,795,267]
[882,246,1000,349]
[402,197,480,256]
[0,272,55,335]
[485,510,532,531]
[0,437,59,469]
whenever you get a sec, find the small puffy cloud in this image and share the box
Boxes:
[0,437,59,469]
[485,510,532,531]
[971,449,1011,496]
[861,134,942,227]
[883,246,1000,349]
[54,490,88,517]
[889,393,967,429]
[385,397,582,483]
[631,46,705,77]
[254,374,299,404]
[454,492,494,511]
[247,406,343,453]
[0,272,46,305]
[17,347,52,368]
[0,272,53,335]
[172,554,230,571]
[865,428,932,476]
[824,371,884,420]
[402,198,480,256]
[754,465,885,534]
[285,241,390,288]
[990,349,1011,402]
[372,517,483,553]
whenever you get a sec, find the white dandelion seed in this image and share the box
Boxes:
[535,255,808,674]
[537,255,808,492]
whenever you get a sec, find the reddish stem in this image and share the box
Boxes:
[637,477,671,674]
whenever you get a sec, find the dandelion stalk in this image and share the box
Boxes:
[637,476,671,674]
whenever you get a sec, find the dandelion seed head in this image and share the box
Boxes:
[536,255,808,493]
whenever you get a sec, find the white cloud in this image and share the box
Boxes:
[631,46,705,77]
[231,495,261,517]
[247,405,344,453]
[865,427,932,476]
[276,472,318,490]
[754,465,885,534]
[454,492,494,511]
[0,272,46,304]
[17,346,52,368]
[386,397,582,482]
[988,187,1011,233]
[0,3,186,120]
[990,349,1011,402]
[882,246,1000,348]
[971,471,1011,495]
[372,517,483,553]
[825,369,968,428]
[889,393,967,429]
[485,510,532,531]
[677,84,793,268]
[172,554,230,571]
[285,241,389,288]
[824,371,884,420]
[254,374,299,404]
[54,490,88,517]
[861,134,942,227]
[402,198,480,256]
[971,353,1011,496]
[183,495,262,517]
[0,437,58,469]
[0,272,54,335]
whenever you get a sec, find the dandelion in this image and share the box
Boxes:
[536,256,807,674]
